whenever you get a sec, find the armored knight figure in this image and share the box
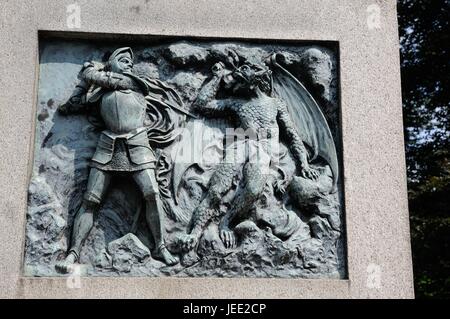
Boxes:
[180,51,338,251]
[55,47,188,273]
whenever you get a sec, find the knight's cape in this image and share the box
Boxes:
[85,72,193,145]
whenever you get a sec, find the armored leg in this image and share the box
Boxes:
[68,200,98,259]
[56,168,111,274]
[133,169,179,265]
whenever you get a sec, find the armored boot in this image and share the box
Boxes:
[145,195,179,266]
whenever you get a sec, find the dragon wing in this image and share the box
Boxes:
[269,53,339,191]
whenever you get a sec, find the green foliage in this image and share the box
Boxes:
[398,0,450,299]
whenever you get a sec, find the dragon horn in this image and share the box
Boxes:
[227,49,240,68]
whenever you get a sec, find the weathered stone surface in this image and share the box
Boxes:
[107,233,151,273]
[25,177,67,276]
[163,43,208,66]
[167,71,207,102]
[300,48,333,102]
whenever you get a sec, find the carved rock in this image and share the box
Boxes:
[163,43,208,66]
[25,177,67,275]
[300,48,333,101]
[107,233,151,272]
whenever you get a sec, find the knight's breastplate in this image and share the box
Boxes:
[100,90,147,134]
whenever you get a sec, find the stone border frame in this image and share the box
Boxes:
[0,0,413,298]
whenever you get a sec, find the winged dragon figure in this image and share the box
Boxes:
[173,50,339,252]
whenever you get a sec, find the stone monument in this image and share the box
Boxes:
[0,0,414,298]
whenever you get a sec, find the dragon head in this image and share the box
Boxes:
[219,50,272,96]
